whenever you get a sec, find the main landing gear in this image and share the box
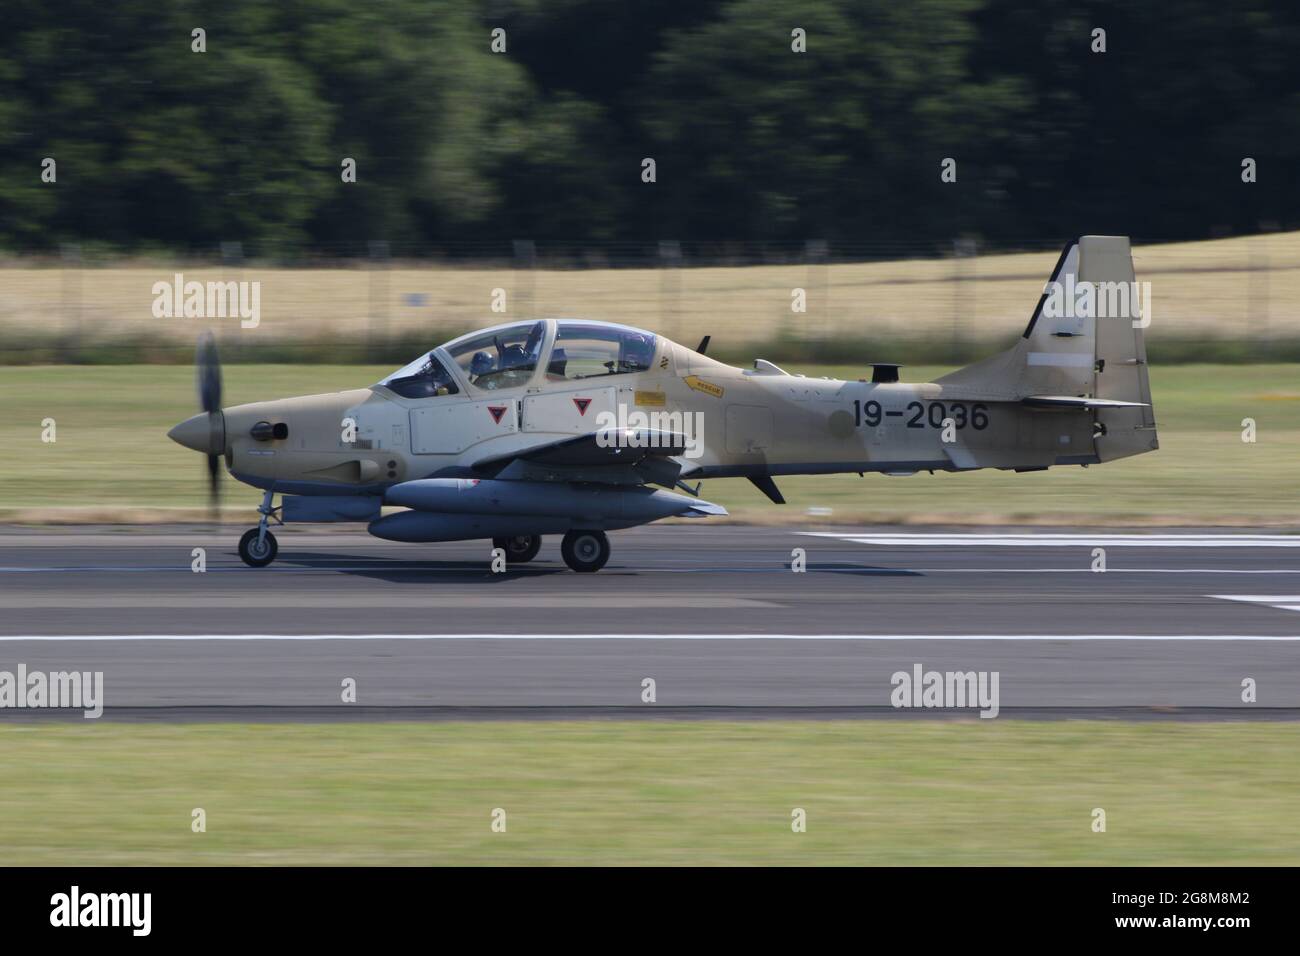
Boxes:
[560,529,610,573]
[238,489,281,568]
[493,535,542,563]
[493,532,611,571]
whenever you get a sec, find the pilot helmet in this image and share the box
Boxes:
[469,351,495,378]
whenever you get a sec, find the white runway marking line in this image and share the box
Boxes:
[1210,595,1300,613]
[0,566,514,574]
[2,633,1300,642]
[0,564,816,575]
[0,595,776,610]
[804,532,1300,548]
[4,565,1300,576]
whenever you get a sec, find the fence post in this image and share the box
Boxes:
[952,238,977,364]
[60,243,82,362]
[368,239,390,363]
[658,240,682,340]
[512,239,536,319]
[1247,235,1269,360]
[805,239,829,344]
[217,241,243,360]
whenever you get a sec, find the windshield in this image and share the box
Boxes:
[446,321,546,391]
[378,352,460,399]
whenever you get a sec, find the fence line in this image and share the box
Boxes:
[3,234,1298,364]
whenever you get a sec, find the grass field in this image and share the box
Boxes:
[1,362,1296,525]
[1,721,1296,865]
[4,231,1300,363]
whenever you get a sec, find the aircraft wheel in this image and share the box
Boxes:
[493,535,542,563]
[238,528,278,567]
[561,530,610,573]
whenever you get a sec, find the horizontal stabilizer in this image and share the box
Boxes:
[1022,396,1150,409]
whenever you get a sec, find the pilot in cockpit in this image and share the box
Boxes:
[469,350,498,387]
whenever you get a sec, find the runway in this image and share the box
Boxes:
[2,524,1299,717]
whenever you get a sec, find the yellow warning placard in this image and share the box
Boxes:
[684,376,724,398]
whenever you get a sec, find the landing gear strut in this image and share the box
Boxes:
[238,490,281,567]
[561,529,610,573]
[493,535,542,563]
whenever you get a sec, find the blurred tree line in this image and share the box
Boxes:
[1,0,1295,256]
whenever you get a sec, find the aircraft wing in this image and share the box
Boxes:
[460,427,693,489]
[473,427,689,469]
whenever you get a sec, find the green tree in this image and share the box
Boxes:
[634,0,1031,242]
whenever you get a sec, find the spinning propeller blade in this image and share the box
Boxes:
[196,333,224,513]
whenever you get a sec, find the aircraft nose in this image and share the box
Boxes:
[168,412,221,454]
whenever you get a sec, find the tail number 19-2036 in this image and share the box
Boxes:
[853,399,989,430]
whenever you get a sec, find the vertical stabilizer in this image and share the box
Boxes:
[935,236,1157,461]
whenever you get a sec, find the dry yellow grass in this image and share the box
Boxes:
[3,232,1299,349]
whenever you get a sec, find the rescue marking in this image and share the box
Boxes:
[684,375,724,398]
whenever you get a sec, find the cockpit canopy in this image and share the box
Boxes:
[378,319,658,397]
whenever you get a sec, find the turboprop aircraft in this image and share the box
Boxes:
[168,235,1156,572]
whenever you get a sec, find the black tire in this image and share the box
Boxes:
[238,528,278,567]
[561,529,610,573]
[493,535,542,564]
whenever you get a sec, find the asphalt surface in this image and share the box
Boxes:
[2,523,1300,718]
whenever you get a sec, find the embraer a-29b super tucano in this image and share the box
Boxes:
[168,236,1157,572]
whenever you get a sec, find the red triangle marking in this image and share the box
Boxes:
[572,397,592,416]
[487,405,507,424]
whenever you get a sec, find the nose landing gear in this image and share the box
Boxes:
[238,527,278,567]
[238,490,282,567]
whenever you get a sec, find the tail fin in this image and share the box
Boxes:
[935,236,1157,461]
